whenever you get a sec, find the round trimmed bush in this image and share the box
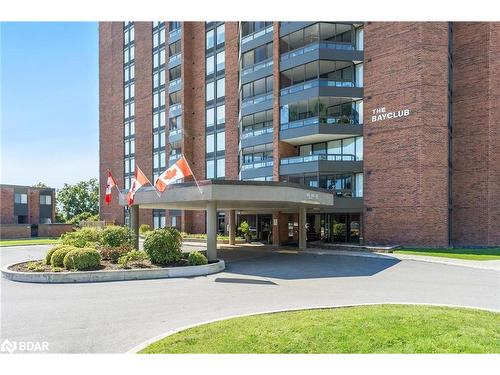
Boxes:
[187,251,208,266]
[61,227,101,248]
[45,244,69,265]
[100,226,133,248]
[143,227,182,265]
[98,245,131,263]
[51,246,78,267]
[63,247,101,271]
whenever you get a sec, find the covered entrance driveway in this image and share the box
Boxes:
[120,180,335,261]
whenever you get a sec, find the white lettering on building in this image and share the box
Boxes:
[371,107,411,123]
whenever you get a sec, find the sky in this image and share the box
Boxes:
[1,22,99,189]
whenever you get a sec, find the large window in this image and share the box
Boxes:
[281,98,363,125]
[242,42,273,68]
[241,22,272,37]
[241,109,273,133]
[297,136,363,160]
[14,193,28,204]
[241,76,273,100]
[280,23,355,53]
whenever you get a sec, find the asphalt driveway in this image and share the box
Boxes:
[1,245,499,353]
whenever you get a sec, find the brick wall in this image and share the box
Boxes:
[0,225,31,239]
[452,22,500,246]
[1,187,15,224]
[38,224,74,238]
[28,189,40,224]
[363,22,450,247]
[99,22,125,225]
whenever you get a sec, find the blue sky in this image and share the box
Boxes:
[1,22,99,189]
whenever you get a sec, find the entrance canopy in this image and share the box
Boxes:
[121,180,335,261]
[119,180,334,212]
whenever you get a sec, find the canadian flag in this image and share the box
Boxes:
[105,171,117,205]
[127,165,151,205]
[155,156,194,193]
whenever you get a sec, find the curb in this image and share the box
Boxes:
[1,259,225,283]
[127,302,500,353]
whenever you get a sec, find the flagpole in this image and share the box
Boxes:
[182,154,203,195]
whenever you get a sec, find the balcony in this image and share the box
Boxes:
[240,92,273,116]
[240,159,274,180]
[168,53,181,69]
[168,128,182,143]
[240,126,274,148]
[169,154,181,165]
[280,41,363,71]
[280,116,362,144]
[169,103,182,117]
[280,79,363,105]
[240,25,273,52]
[168,78,182,93]
[169,28,181,43]
[280,154,363,175]
[240,58,273,85]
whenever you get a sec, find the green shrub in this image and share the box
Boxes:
[118,250,149,268]
[45,244,69,265]
[139,224,151,235]
[143,227,182,265]
[27,261,44,272]
[51,246,78,267]
[61,227,101,248]
[51,267,64,272]
[98,245,131,263]
[187,251,208,266]
[100,226,133,248]
[63,248,101,271]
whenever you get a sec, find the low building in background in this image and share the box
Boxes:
[0,184,72,239]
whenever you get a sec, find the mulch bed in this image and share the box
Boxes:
[9,258,191,273]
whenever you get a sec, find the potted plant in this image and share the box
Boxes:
[238,221,251,243]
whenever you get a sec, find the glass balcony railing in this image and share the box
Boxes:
[169,53,181,66]
[281,79,356,96]
[241,126,273,139]
[280,40,355,61]
[241,58,273,76]
[169,128,182,137]
[280,116,359,130]
[241,92,273,108]
[280,154,356,165]
[241,160,273,170]
[168,78,182,91]
[169,28,181,41]
[241,25,273,45]
[169,103,182,113]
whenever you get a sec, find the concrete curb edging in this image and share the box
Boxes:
[126,302,500,354]
[1,260,225,283]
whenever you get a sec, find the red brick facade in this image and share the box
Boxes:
[363,22,450,247]
[451,22,500,246]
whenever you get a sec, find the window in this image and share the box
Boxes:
[355,173,363,197]
[216,105,225,124]
[216,51,225,71]
[206,55,214,76]
[206,134,215,153]
[206,107,215,127]
[206,29,214,50]
[216,158,225,178]
[206,160,215,179]
[216,78,225,98]
[216,24,225,45]
[206,81,215,101]
[169,40,181,56]
[14,193,28,204]
[216,131,225,151]
[355,136,363,160]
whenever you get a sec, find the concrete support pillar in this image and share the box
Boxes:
[206,201,218,262]
[299,206,307,250]
[129,205,139,250]
[228,209,236,245]
[272,211,280,246]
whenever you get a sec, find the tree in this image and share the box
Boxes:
[32,182,49,188]
[57,179,99,222]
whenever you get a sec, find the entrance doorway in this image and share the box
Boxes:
[238,214,273,243]
[306,213,361,243]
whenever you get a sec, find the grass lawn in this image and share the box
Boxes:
[139,305,500,354]
[0,238,60,247]
[394,247,500,260]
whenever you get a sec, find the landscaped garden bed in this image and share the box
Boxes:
[2,225,224,283]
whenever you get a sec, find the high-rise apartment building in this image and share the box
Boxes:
[99,22,500,247]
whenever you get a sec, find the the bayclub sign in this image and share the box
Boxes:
[371,107,411,123]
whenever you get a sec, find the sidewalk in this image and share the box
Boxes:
[303,248,500,271]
